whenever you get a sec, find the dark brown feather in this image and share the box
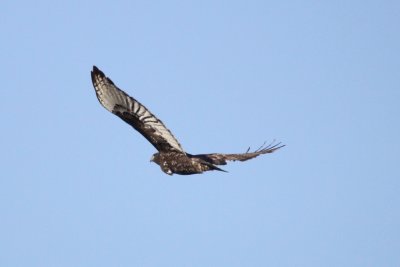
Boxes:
[191,141,285,166]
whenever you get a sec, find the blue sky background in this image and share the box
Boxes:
[1,0,399,266]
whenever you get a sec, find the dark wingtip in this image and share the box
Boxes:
[92,65,104,76]
[248,140,286,154]
[91,66,115,85]
[265,141,286,153]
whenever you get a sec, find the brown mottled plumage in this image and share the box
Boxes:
[91,66,284,175]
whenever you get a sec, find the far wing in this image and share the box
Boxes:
[91,66,185,153]
[192,141,285,165]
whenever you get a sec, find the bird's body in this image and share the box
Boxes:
[151,152,226,175]
[91,66,284,175]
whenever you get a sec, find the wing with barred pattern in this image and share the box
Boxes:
[91,66,185,153]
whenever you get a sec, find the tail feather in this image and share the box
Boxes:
[201,160,227,173]
[210,164,228,173]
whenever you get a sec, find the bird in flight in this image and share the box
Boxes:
[91,66,284,175]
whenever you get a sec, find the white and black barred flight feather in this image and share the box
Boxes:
[91,66,184,153]
[91,66,284,175]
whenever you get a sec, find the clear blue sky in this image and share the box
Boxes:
[1,0,399,266]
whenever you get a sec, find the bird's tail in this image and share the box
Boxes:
[205,162,228,173]
[188,153,228,173]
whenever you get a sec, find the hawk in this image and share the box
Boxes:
[91,66,284,175]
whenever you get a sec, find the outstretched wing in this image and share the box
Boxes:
[91,66,185,153]
[192,141,285,165]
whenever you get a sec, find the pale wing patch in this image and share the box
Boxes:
[92,73,126,113]
[122,96,185,152]
[91,66,184,153]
